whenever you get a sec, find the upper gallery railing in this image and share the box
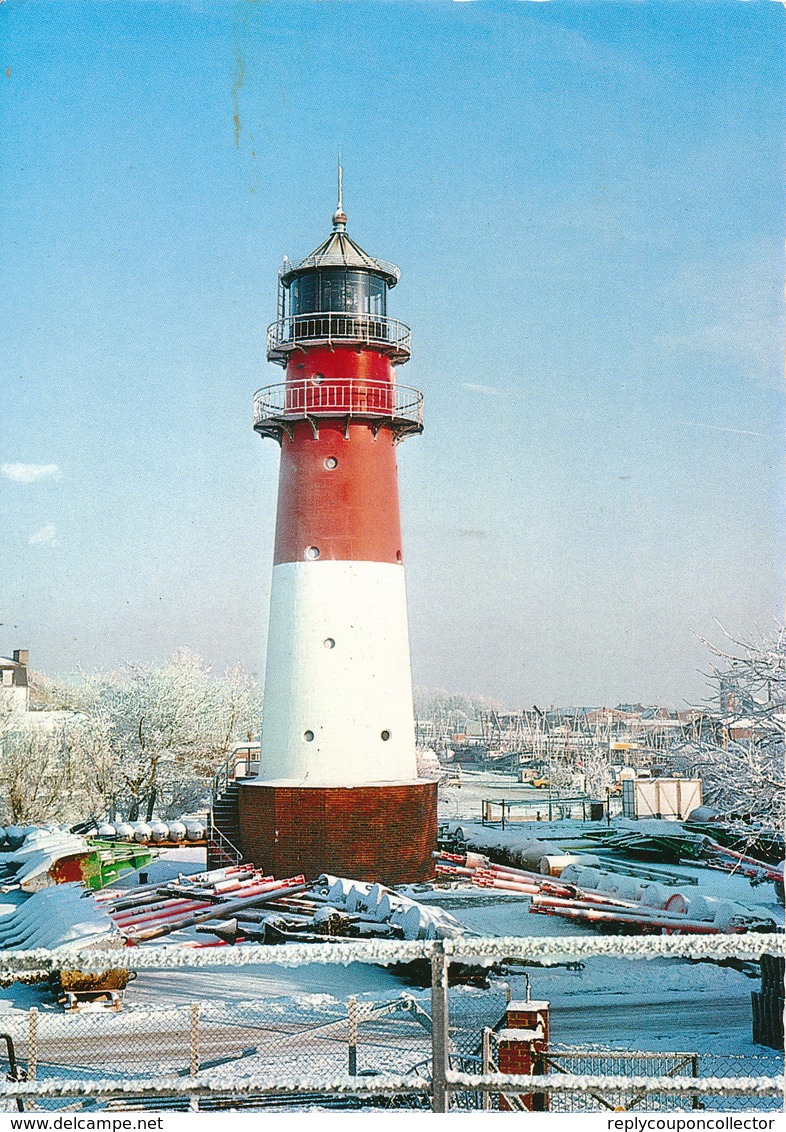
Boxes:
[253,378,424,442]
[267,312,412,365]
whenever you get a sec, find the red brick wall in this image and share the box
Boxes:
[235,781,437,885]
[506,1006,550,1046]
[497,1013,550,1113]
[498,1041,535,1075]
[498,1040,549,1112]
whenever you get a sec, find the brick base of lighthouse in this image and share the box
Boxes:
[235,780,437,885]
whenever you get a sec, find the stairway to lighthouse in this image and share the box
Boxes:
[208,781,244,869]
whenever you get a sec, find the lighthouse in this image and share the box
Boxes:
[232,174,437,885]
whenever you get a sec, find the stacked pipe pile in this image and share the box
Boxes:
[96,864,309,945]
[95,867,464,945]
[310,876,463,940]
[584,825,784,888]
[447,824,594,876]
[435,852,777,935]
[703,842,784,887]
[0,820,206,850]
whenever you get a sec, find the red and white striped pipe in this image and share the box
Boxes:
[529,900,743,935]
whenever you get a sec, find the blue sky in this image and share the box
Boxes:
[2,0,784,705]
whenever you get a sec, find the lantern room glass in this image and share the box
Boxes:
[289,270,387,318]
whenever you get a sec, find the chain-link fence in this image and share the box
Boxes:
[0,998,400,1111]
[481,1033,783,1114]
[0,992,497,1112]
[353,985,511,1111]
[0,992,778,1114]
[0,935,781,1112]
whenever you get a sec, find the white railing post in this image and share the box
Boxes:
[347,995,358,1075]
[482,1027,492,1111]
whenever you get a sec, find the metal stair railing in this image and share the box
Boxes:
[209,749,250,867]
[206,821,243,867]
[211,746,256,800]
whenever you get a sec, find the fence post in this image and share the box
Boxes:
[189,1003,200,1112]
[691,1054,701,1110]
[347,996,358,1075]
[27,1008,37,1112]
[431,941,450,1113]
[482,1027,492,1111]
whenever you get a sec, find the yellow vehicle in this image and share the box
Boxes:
[532,777,551,789]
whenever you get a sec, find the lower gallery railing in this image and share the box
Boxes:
[0,935,781,1113]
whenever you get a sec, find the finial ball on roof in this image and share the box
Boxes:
[332,206,347,230]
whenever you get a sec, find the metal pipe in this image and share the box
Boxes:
[529,901,742,934]
[129,883,309,943]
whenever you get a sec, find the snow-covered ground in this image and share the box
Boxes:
[0,781,781,1109]
[438,766,576,822]
[112,844,206,887]
[432,768,782,1060]
[107,841,779,1065]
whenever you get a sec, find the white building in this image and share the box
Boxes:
[0,649,29,714]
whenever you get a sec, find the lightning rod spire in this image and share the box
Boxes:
[333,146,347,231]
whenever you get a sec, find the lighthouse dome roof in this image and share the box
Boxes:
[281,227,400,287]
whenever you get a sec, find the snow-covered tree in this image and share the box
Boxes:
[0,708,93,825]
[688,626,785,834]
[413,686,502,726]
[0,690,15,732]
[12,653,261,823]
[581,744,615,799]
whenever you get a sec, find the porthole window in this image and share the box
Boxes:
[324,456,338,470]
[381,730,391,742]
[323,638,335,649]
[305,546,320,560]
[312,372,325,386]
[303,730,315,742]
